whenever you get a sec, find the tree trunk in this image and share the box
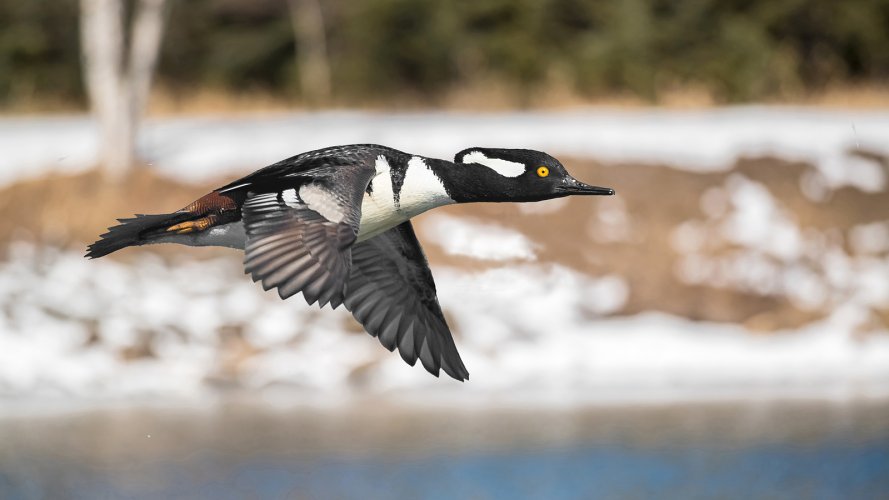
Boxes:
[80,0,168,178]
[288,0,331,105]
[129,0,167,122]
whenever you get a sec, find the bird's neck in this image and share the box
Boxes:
[428,159,520,203]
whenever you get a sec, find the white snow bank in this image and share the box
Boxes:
[672,173,889,313]
[0,242,886,412]
[2,107,888,190]
[421,214,539,261]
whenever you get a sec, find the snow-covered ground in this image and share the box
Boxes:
[1,108,888,412]
[2,107,888,189]
[0,234,886,412]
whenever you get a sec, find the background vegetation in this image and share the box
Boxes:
[3,0,889,111]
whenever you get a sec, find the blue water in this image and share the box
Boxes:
[3,440,888,499]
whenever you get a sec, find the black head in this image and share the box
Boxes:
[451,147,614,203]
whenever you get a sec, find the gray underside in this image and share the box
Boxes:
[152,222,248,250]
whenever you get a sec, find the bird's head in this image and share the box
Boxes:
[451,147,614,202]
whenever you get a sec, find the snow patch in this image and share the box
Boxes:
[721,174,802,261]
[0,244,886,411]
[672,176,889,313]
[849,221,889,255]
[422,214,539,261]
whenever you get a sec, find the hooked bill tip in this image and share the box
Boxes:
[560,180,615,196]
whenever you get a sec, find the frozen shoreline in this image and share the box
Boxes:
[1,244,886,414]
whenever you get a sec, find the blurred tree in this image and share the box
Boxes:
[335,0,459,101]
[80,0,168,176]
[0,2,82,109]
[288,0,331,104]
[3,0,889,110]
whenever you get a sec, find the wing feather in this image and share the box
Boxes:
[344,222,469,381]
[240,160,374,308]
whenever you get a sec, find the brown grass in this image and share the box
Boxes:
[6,84,889,118]
[0,168,215,257]
[141,84,889,116]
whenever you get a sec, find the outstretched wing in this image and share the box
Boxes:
[241,159,375,309]
[344,222,469,381]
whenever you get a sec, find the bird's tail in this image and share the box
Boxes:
[85,212,193,259]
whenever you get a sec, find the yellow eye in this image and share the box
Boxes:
[536,166,549,177]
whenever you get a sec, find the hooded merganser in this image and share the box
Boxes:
[87,144,614,381]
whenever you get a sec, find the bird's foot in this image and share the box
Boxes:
[166,215,218,234]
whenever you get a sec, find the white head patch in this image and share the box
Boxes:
[462,151,526,177]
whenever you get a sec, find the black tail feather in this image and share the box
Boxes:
[86,212,192,259]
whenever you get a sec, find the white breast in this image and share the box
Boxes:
[357,155,454,242]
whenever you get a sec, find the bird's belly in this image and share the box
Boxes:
[203,222,248,248]
[158,221,247,250]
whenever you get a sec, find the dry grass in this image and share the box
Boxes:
[6,85,889,118]
[141,84,889,116]
[794,85,889,109]
[0,168,215,257]
[148,86,302,117]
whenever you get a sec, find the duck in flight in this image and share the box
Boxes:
[87,145,614,381]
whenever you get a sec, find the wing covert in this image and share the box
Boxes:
[241,160,375,308]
